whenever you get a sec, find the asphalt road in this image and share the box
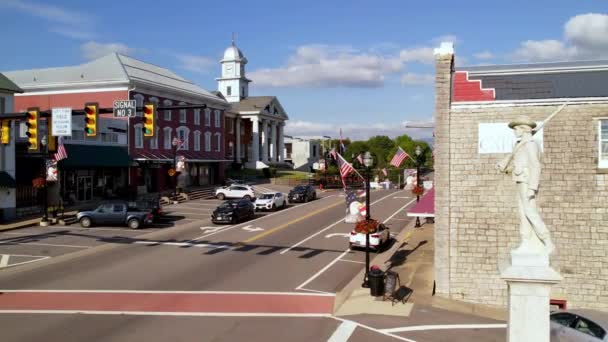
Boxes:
[0,186,506,341]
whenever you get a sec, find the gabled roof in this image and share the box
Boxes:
[0,73,23,93]
[3,53,225,104]
[230,96,289,120]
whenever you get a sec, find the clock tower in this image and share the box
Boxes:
[217,40,251,103]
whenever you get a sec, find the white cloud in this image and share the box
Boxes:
[175,54,215,73]
[284,120,433,141]
[398,47,434,64]
[249,45,403,88]
[1,0,94,39]
[432,34,459,45]
[401,73,434,86]
[81,41,136,60]
[510,13,608,62]
[474,51,494,60]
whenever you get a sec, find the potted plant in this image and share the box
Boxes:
[355,218,380,234]
[412,185,424,196]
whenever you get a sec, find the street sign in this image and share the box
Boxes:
[113,100,137,118]
[51,108,72,136]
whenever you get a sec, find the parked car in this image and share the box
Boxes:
[211,199,255,224]
[349,223,391,252]
[215,185,256,201]
[550,310,608,341]
[288,185,316,203]
[255,192,287,211]
[77,201,154,229]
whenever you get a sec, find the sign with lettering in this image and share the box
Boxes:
[51,108,72,136]
[113,100,137,118]
[478,122,543,154]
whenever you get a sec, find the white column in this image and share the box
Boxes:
[251,117,260,164]
[270,121,277,162]
[261,119,269,163]
[235,117,241,163]
[278,122,285,162]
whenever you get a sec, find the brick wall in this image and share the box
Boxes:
[438,102,608,309]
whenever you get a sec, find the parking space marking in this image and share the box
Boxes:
[241,200,344,244]
[0,254,9,267]
[325,233,349,238]
[327,320,358,342]
[337,259,365,265]
[190,195,335,241]
[380,324,507,333]
[296,248,351,291]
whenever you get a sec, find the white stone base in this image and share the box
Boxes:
[501,249,562,342]
[39,220,51,227]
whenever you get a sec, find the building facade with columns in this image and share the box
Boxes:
[217,43,289,169]
[433,42,608,310]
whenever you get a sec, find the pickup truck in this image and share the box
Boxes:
[77,200,154,229]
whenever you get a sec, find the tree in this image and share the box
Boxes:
[389,134,434,170]
[367,135,395,169]
[344,141,369,163]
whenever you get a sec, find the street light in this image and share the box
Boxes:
[172,137,181,199]
[415,145,422,228]
[40,135,48,223]
[361,151,373,288]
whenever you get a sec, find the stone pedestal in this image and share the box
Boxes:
[501,250,561,342]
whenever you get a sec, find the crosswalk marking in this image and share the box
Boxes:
[0,255,9,267]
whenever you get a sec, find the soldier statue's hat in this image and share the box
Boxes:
[508,115,537,129]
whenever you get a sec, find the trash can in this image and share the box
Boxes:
[368,268,385,297]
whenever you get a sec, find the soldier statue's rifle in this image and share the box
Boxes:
[496,103,568,173]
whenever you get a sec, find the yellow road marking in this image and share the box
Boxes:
[241,200,344,243]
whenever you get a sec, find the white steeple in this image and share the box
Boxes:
[217,37,251,103]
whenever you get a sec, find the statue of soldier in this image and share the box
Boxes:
[496,115,555,254]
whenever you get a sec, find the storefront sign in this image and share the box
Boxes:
[478,122,544,154]
[51,108,72,136]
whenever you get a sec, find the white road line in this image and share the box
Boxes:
[338,259,365,265]
[327,320,358,342]
[0,256,50,269]
[0,255,9,267]
[281,191,403,255]
[382,198,417,224]
[0,310,334,318]
[296,248,351,291]
[0,242,90,249]
[380,324,507,333]
[0,289,335,296]
[332,317,417,342]
[190,195,335,241]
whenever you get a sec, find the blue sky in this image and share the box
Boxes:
[1,0,608,140]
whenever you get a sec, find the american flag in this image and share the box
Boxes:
[390,146,409,167]
[336,153,355,188]
[356,153,363,165]
[329,147,337,159]
[54,136,68,162]
[382,168,388,176]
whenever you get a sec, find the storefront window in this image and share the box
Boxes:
[600,119,608,168]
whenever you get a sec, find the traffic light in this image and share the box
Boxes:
[1,120,9,145]
[84,102,98,137]
[142,102,155,137]
[26,108,39,151]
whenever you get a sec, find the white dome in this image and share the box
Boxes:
[223,45,245,61]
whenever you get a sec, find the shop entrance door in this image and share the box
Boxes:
[77,176,93,201]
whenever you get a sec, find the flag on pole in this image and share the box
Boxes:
[390,146,409,167]
[54,136,68,162]
[339,128,345,154]
[356,153,363,165]
[336,153,355,188]
[382,168,388,176]
[329,147,337,159]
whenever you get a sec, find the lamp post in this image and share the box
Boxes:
[172,137,180,199]
[40,135,48,223]
[361,151,373,288]
[415,145,422,228]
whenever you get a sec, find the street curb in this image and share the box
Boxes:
[333,219,417,314]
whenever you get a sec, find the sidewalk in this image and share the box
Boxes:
[335,220,508,321]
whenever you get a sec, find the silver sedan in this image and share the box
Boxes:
[550,310,607,341]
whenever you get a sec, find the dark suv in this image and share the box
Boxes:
[211,199,255,224]
[288,185,317,203]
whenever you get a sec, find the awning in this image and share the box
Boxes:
[407,187,435,218]
[58,144,131,169]
[132,150,233,163]
[0,171,16,188]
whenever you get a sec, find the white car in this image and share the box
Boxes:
[550,310,608,341]
[254,192,287,211]
[349,224,391,252]
[216,185,256,201]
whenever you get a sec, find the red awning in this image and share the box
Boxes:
[407,187,435,218]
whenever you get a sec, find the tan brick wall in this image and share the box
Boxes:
[439,102,608,309]
[433,52,454,296]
